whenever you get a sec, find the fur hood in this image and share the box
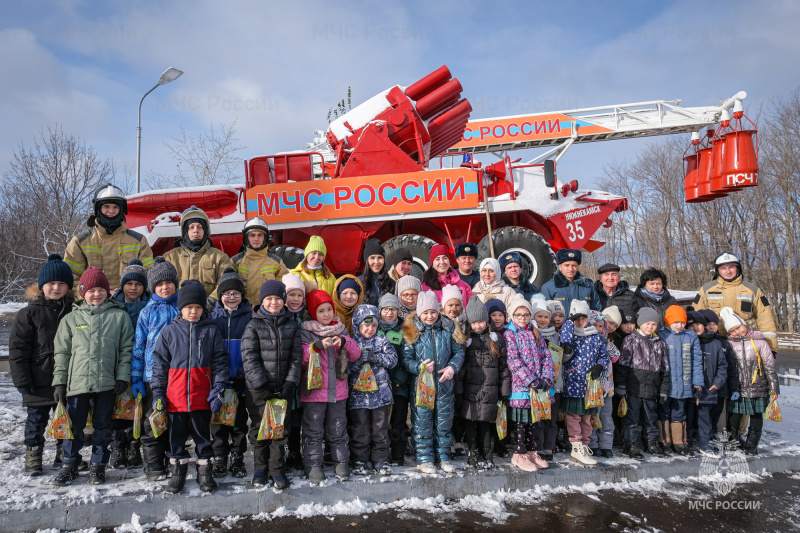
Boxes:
[402,311,465,345]
[25,283,75,306]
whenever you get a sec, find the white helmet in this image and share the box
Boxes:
[242,216,271,250]
[714,252,740,266]
[93,183,127,215]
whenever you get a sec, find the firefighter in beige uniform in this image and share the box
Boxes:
[64,184,154,296]
[163,206,234,304]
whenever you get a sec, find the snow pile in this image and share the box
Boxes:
[0,302,26,315]
[327,89,393,142]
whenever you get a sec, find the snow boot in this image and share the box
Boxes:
[671,421,692,456]
[127,441,143,467]
[647,441,665,457]
[658,420,673,455]
[53,440,63,468]
[109,445,128,469]
[272,474,290,490]
[196,460,217,493]
[352,461,369,475]
[53,458,79,487]
[308,466,326,486]
[87,463,106,485]
[24,446,44,476]
[212,455,228,478]
[622,443,645,461]
[334,461,350,481]
[252,470,269,487]
[439,461,455,473]
[467,448,480,469]
[540,451,554,462]
[599,449,614,459]
[418,462,436,474]
[743,429,761,456]
[166,459,189,494]
[511,453,538,472]
[230,452,246,477]
[374,462,392,476]
[144,454,167,481]
[569,442,597,467]
[483,450,496,469]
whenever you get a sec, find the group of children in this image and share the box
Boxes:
[8,250,782,494]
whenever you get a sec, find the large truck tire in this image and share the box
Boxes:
[477,227,556,289]
[383,234,438,280]
[269,245,306,270]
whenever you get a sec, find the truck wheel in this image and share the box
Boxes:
[477,227,556,289]
[269,245,305,270]
[383,234,438,280]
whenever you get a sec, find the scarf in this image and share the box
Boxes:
[640,287,665,302]
[537,325,556,337]
[151,292,178,304]
[379,318,398,331]
[259,306,286,317]
[479,277,507,293]
[574,325,598,337]
[301,317,347,338]
[399,302,416,320]
[287,302,305,314]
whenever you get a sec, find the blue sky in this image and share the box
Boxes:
[1,0,798,192]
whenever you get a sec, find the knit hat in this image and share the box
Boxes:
[217,267,245,297]
[307,289,334,320]
[664,305,687,326]
[429,244,452,265]
[479,258,501,280]
[147,256,179,289]
[602,305,622,326]
[636,307,660,327]
[547,300,565,316]
[362,238,385,262]
[465,295,489,324]
[508,296,533,317]
[699,309,719,325]
[720,306,747,332]
[416,290,439,315]
[531,299,551,317]
[378,293,400,311]
[555,248,582,265]
[120,259,148,291]
[485,299,507,320]
[391,247,413,266]
[177,280,207,310]
[396,275,422,295]
[589,310,605,324]
[38,253,73,289]
[282,273,306,296]
[337,277,362,296]
[620,307,636,325]
[454,243,478,258]
[78,267,110,298]
[597,263,620,275]
[259,280,286,303]
[441,284,462,305]
[304,235,327,257]
[568,300,590,320]
[499,251,522,272]
[686,311,707,328]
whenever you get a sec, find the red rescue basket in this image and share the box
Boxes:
[693,129,726,202]
[709,111,742,194]
[722,100,758,189]
[683,132,701,203]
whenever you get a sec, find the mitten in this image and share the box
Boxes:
[359,349,371,365]
[615,387,626,398]
[253,387,272,403]
[589,364,603,380]
[114,380,128,396]
[209,393,224,413]
[281,381,296,399]
[659,393,668,404]
[692,386,703,399]
[335,348,349,381]
[53,385,67,404]
[131,381,146,398]
[730,392,740,401]
[153,396,166,412]
[206,297,217,312]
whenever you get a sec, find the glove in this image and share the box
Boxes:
[730,392,741,401]
[207,382,226,412]
[562,344,574,357]
[206,297,217,312]
[16,386,33,396]
[692,386,703,399]
[53,385,67,404]
[281,381,296,399]
[659,393,668,404]
[232,375,247,394]
[114,380,128,396]
[589,364,603,380]
[359,349,371,365]
[615,388,626,398]
[131,381,146,398]
[253,387,272,403]
[153,397,166,412]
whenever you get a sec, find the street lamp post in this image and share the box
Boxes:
[136,67,183,193]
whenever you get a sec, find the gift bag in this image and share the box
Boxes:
[530,388,552,423]
[584,375,605,409]
[86,405,93,427]
[558,409,566,422]
[591,413,602,429]
[765,396,782,422]
[257,399,288,440]
[307,347,324,390]
[46,401,73,440]
[496,401,508,440]
[149,410,168,438]
[132,394,143,440]
[112,386,136,420]
[211,388,239,426]
[618,397,628,418]
[415,368,436,410]
[353,363,379,392]
[548,342,563,377]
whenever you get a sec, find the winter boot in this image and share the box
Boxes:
[600,449,614,459]
[251,470,269,487]
[308,466,326,486]
[467,448,480,469]
[87,463,106,485]
[527,451,549,469]
[127,441,143,468]
[334,461,350,481]
[272,474,290,490]
[622,443,645,461]
[569,442,597,467]
[166,459,189,494]
[286,450,304,471]
[671,421,692,456]
[418,462,436,474]
[352,461,369,475]
[53,459,79,487]
[24,446,44,476]
[483,450,496,469]
[144,453,167,481]
[53,440,63,468]
[374,462,392,476]
[658,420,673,455]
[647,441,665,457]
[743,429,762,456]
[196,460,218,493]
[109,445,128,469]
[511,453,538,472]
[212,455,228,478]
[229,452,246,478]
[439,461,456,473]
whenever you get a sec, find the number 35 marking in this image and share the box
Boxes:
[566,221,584,242]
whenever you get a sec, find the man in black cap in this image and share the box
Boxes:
[540,248,601,313]
[454,242,480,288]
[594,263,637,312]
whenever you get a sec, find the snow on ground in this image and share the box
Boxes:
[779,332,800,350]
[0,302,26,316]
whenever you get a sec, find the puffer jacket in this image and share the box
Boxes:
[385,321,411,399]
[541,271,602,313]
[595,279,638,312]
[697,331,729,405]
[456,327,511,421]
[151,314,229,412]
[348,306,397,409]
[240,307,302,394]
[501,274,539,301]
[616,330,670,401]
[53,299,134,396]
[332,274,365,335]
[112,289,151,327]
[727,331,779,398]
[132,293,180,383]
[633,287,677,330]
[299,324,361,403]
[163,240,235,297]
[422,268,473,307]
[715,334,740,397]
[472,279,517,311]
[8,285,74,407]
[560,320,610,398]
[657,328,703,399]
[289,263,336,296]
[538,326,569,392]
[211,300,254,387]
[504,322,554,408]
[226,247,290,307]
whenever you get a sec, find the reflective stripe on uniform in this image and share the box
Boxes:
[82,245,104,255]
[141,257,155,267]
[117,244,142,254]
[237,265,249,274]
[64,258,86,274]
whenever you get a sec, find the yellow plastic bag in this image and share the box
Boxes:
[46,401,73,440]
[132,394,143,440]
[415,368,436,410]
[86,405,93,427]
[149,410,168,438]
[496,401,507,439]
[765,396,782,422]
[558,409,565,422]
[257,399,287,440]
[548,342,563,378]
[530,388,552,422]
[112,386,136,420]
[353,363,379,392]
[307,346,324,390]
[585,375,605,409]
[211,388,239,426]
[618,397,628,418]
[591,413,602,429]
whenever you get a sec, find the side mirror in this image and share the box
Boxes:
[544,160,556,188]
